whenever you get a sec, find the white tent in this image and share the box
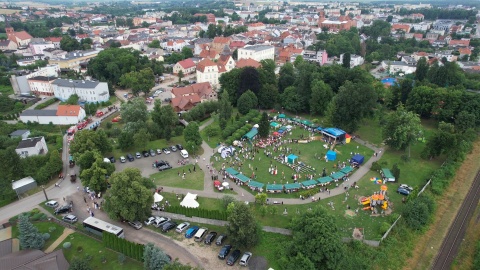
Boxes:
[153,192,164,203]
[253,124,259,128]
[180,193,199,208]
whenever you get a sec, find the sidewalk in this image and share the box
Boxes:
[44,228,74,253]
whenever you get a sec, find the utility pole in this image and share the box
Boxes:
[41,185,49,201]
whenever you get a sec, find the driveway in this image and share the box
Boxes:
[114,150,189,177]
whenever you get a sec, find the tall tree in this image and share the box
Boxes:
[258,112,270,138]
[455,110,476,133]
[151,101,178,140]
[415,57,429,81]
[134,128,151,150]
[219,68,242,104]
[70,130,112,156]
[239,67,261,97]
[143,243,171,270]
[103,168,153,221]
[178,70,184,84]
[18,214,45,250]
[383,105,422,156]
[120,98,148,123]
[281,86,302,114]
[342,53,351,68]
[226,201,260,249]
[278,63,295,93]
[309,80,333,116]
[119,68,155,96]
[183,122,202,147]
[279,207,345,270]
[237,90,258,115]
[218,91,233,129]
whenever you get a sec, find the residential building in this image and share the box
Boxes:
[0,243,69,269]
[44,37,62,48]
[248,22,266,31]
[0,39,17,51]
[173,58,196,75]
[381,60,417,74]
[5,24,32,47]
[15,136,48,158]
[340,54,364,68]
[196,58,224,87]
[238,45,275,62]
[216,54,235,71]
[29,41,55,55]
[10,64,60,95]
[53,79,110,103]
[318,15,357,31]
[28,76,57,96]
[303,50,328,65]
[48,50,101,71]
[211,36,232,51]
[9,129,30,139]
[19,105,86,125]
[170,82,217,112]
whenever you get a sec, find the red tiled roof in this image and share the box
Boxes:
[213,36,231,45]
[235,58,261,68]
[177,58,196,69]
[449,39,470,46]
[458,47,472,55]
[56,105,82,117]
[13,31,32,40]
[196,58,217,72]
[45,37,62,42]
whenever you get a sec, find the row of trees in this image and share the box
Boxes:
[103,231,144,261]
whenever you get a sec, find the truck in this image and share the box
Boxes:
[69,155,75,168]
[67,126,77,136]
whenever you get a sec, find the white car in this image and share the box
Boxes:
[399,184,413,192]
[153,217,170,228]
[45,200,59,208]
[176,222,190,233]
[120,156,126,163]
[144,216,156,226]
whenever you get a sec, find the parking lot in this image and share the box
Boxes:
[113,148,191,177]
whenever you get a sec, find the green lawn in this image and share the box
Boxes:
[356,118,384,146]
[200,119,222,149]
[58,232,142,270]
[156,192,224,211]
[12,221,65,251]
[151,164,204,190]
[0,84,13,95]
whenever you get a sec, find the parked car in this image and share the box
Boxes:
[170,145,177,152]
[239,252,252,266]
[128,221,143,230]
[162,221,177,232]
[142,150,149,157]
[176,144,184,150]
[399,184,414,192]
[62,214,78,224]
[180,149,189,158]
[226,249,241,265]
[54,205,71,215]
[218,245,232,259]
[397,187,410,196]
[204,231,217,245]
[144,216,156,226]
[120,156,126,163]
[156,149,162,155]
[194,227,208,242]
[45,200,59,208]
[163,148,171,154]
[127,153,134,162]
[185,226,199,238]
[136,152,142,159]
[176,222,190,233]
[109,156,116,163]
[216,234,227,246]
[149,149,156,156]
[153,217,170,228]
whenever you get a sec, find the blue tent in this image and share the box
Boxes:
[286,154,298,164]
[326,150,337,161]
[351,154,364,165]
[322,128,346,142]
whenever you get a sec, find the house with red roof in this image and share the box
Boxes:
[173,58,196,75]
[458,47,472,58]
[170,82,216,112]
[212,36,232,51]
[449,39,470,47]
[229,40,246,50]
[235,58,261,69]
[5,24,32,47]
[391,24,411,33]
[216,54,235,71]
[196,58,227,87]
[248,22,266,31]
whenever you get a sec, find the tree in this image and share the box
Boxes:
[119,68,155,96]
[415,57,429,81]
[342,53,351,68]
[278,63,295,93]
[70,130,112,156]
[254,193,267,205]
[120,98,148,123]
[151,101,178,141]
[181,47,193,59]
[309,80,333,116]
[403,195,435,231]
[226,201,260,249]
[80,156,115,192]
[239,67,261,97]
[18,214,45,250]
[69,257,92,270]
[164,260,203,270]
[134,128,150,150]
[178,70,184,84]
[455,110,476,133]
[218,91,233,130]
[383,105,422,156]
[60,35,81,52]
[103,168,153,222]
[237,90,258,115]
[219,68,241,104]
[257,84,278,109]
[143,243,171,270]
[183,122,202,147]
[148,40,161,48]
[258,112,270,138]
[65,94,80,105]
[279,207,344,270]
[281,86,302,113]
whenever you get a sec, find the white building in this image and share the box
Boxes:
[237,45,275,62]
[53,79,110,103]
[196,58,223,87]
[340,54,365,68]
[27,76,57,96]
[19,105,86,125]
[15,136,48,158]
[381,60,417,75]
[29,42,55,55]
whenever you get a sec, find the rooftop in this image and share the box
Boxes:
[53,79,100,89]
[240,44,274,52]
[16,136,43,149]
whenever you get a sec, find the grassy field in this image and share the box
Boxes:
[0,9,21,14]
[156,192,225,211]
[58,232,143,270]
[200,119,222,148]
[12,221,65,251]
[0,84,13,95]
[151,164,204,190]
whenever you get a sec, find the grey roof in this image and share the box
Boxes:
[28,76,57,81]
[9,130,29,136]
[20,109,57,117]
[52,79,100,89]
[0,239,12,257]
[0,40,11,46]
[17,137,43,149]
[0,249,69,270]
[241,45,274,52]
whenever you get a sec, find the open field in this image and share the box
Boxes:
[0,9,21,14]
[151,164,205,190]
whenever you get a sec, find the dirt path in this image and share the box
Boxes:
[44,228,75,253]
[404,139,480,270]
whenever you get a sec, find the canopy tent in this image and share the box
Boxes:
[222,182,229,187]
[381,168,395,182]
[331,171,346,180]
[153,192,164,203]
[351,154,364,165]
[286,154,298,164]
[248,181,264,189]
[180,193,199,208]
[225,167,239,176]
[213,180,221,187]
[291,118,301,123]
[284,183,301,190]
[235,174,251,183]
[322,128,346,142]
[301,179,318,187]
[326,150,337,161]
[316,127,324,132]
[272,131,280,136]
[218,146,235,158]
[285,125,293,130]
[340,166,354,174]
[278,114,286,119]
[253,124,259,128]
[266,184,284,191]
[270,122,280,128]
[243,128,258,140]
[301,120,312,126]
[317,176,333,184]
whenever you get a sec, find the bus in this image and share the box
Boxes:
[82,217,125,238]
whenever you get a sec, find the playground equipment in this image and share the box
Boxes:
[360,186,390,212]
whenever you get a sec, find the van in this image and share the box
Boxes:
[194,227,208,242]
[180,149,189,158]
[120,156,126,163]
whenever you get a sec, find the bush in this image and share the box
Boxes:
[49,226,57,232]
[35,98,58,109]
[63,242,71,249]
[30,213,46,221]
[380,222,391,235]
[43,233,50,240]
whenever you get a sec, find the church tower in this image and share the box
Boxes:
[5,21,14,36]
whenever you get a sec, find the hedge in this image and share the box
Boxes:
[164,206,228,221]
[222,110,260,139]
[102,231,144,261]
[35,98,58,109]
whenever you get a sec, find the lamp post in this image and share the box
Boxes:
[41,185,49,201]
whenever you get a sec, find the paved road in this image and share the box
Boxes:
[430,170,480,269]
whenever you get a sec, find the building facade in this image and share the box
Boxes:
[237,45,275,62]
[53,79,110,103]
[27,76,57,96]
[15,136,48,158]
